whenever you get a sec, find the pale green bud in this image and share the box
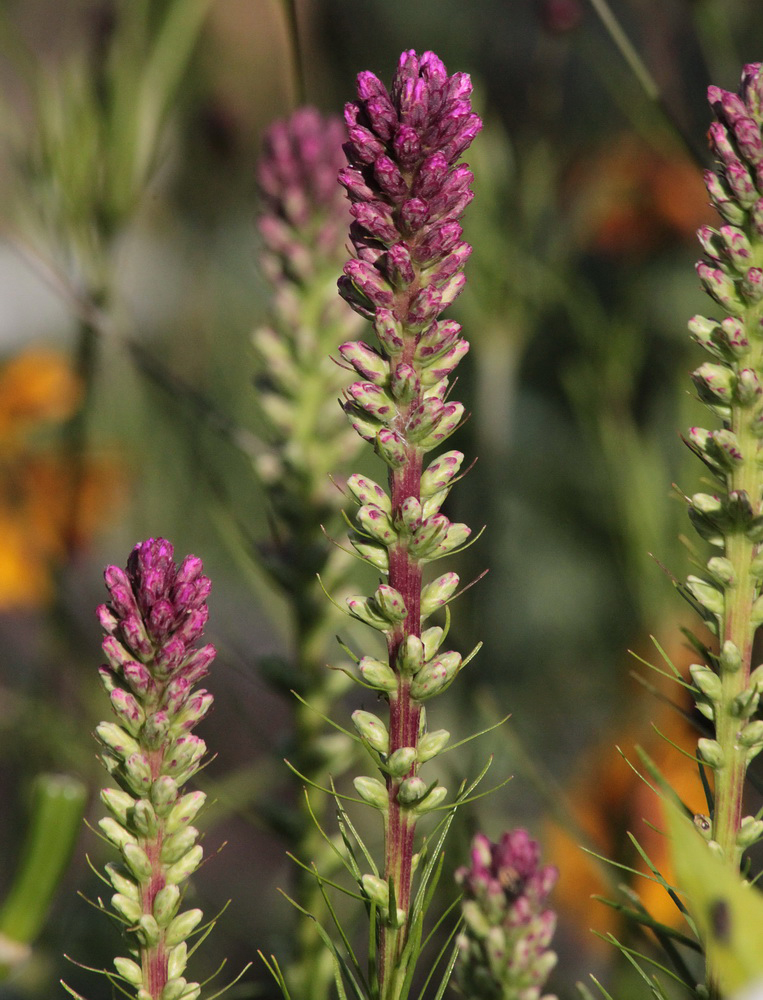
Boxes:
[739,720,763,747]
[137,914,161,947]
[421,626,444,660]
[122,843,153,882]
[707,556,735,586]
[124,752,153,795]
[375,428,407,468]
[167,943,188,980]
[106,864,139,900]
[737,815,763,848]
[720,641,743,673]
[357,504,397,546]
[347,595,392,631]
[692,362,735,402]
[751,551,763,579]
[180,985,200,1000]
[374,584,407,623]
[161,978,187,1000]
[165,845,203,885]
[689,664,722,701]
[361,874,389,909]
[347,474,391,513]
[688,315,722,355]
[698,738,725,768]
[417,729,450,762]
[359,656,398,692]
[161,827,199,865]
[696,701,715,721]
[101,787,134,826]
[137,989,153,1000]
[707,429,744,467]
[737,367,762,406]
[397,635,424,675]
[400,496,422,531]
[420,450,464,496]
[350,539,389,572]
[99,817,137,851]
[411,785,448,814]
[420,572,459,618]
[390,363,419,403]
[131,798,158,838]
[731,686,760,718]
[686,576,724,616]
[114,957,143,986]
[750,594,763,627]
[162,737,206,781]
[354,776,388,810]
[410,651,462,700]
[691,492,723,515]
[153,884,181,926]
[421,488,449,520]
[428,522,471,561]
[387,747,417,777]
[111,892,142,923]
[151,775,179,815]
[351,711,389,753]
[166,792,207,835]
[397,777,428,804]
[165,908,203,947]
[96,722,140,758]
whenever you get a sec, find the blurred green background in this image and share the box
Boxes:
[1,0,762,997]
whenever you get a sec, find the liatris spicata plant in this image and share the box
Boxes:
[334,48,481,997]
[454,830,558,1000]
[74,539,216,1000]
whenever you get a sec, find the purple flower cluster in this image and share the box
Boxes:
[455,830,558,1000]
[258,107,350,284]
[338,49,481,326]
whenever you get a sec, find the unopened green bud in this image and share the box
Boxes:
[750,551,763,579]
[143,711,171,748]
[114,957,143,986]
[421,488,449,519]
[387,747,417,777]
[347,595,392,632]
[161,827,199,865]
[691,492,723,515]
[124,752,153,795]
[731,686,760,718]
[400,496,422,531]
[166,792,207,835]
[99,817,137,851]
[737,815,763,848]
[165,908,203,947]
[707,429,744,467]
[165,845,203,885]
[390,363,419,403]
[162,737,206,781]
[698,738,725,768]
[347,474,392,513]
[106,864,139,900]
[397,635,425,675]
[352,711,389,753]
[131,798,158,837]
[359,656,398,692]
[410,651,462,700]
[361,874,389,909]
[686,576,724,616]
[737,367,762,405]
[421,627,444,660]
[421,450,464,495]
[167,943,188,980]
[161,978,187,1000]
[111,892,142,923]
[374,584,407,623]
[420,572,460,618]
[707,556,735,586]
[417,729,450,762]
[689,664,722,701]
[696,701,715,721]
[411,785,448,814]
[375,428,407,468]
[137,914,161,947]
[96,722,140,758]
[354,776,388,810]
[153,884,181,926]
[689,315,722,355]
[739,720,763,748]
[123,842,153,882]
[137,988,153,1000]
[357,504,397,546]
[351,539,390,572]
[751,594,763,627]
[397,777,428,804]
[151,775,179,815]
[101,787,134,826]
[720,641,743,673]
[429,522,471,561]
[180,985,200,1000]
[692,362,735,403]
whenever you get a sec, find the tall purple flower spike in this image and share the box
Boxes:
[94,539,215,1000]
[455,830,559,1000]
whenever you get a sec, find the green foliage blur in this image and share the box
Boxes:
[1,1,763,998]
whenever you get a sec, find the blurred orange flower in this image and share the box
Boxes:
[545,637,712,948]
[0,347,122,608]
[565,135,716,256]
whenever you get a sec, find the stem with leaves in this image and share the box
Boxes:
[336,49,481,1000]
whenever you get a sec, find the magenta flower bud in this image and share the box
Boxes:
[743,267,763,302]
[344,258,395,307]
[351,201,399,243]
[373,310,404,355]
[733,116,763,164]
[346,381,396,421]
[726,159,759,207]
[742,63,763,121]
[339,341,390,382]
[375,428,408,468]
